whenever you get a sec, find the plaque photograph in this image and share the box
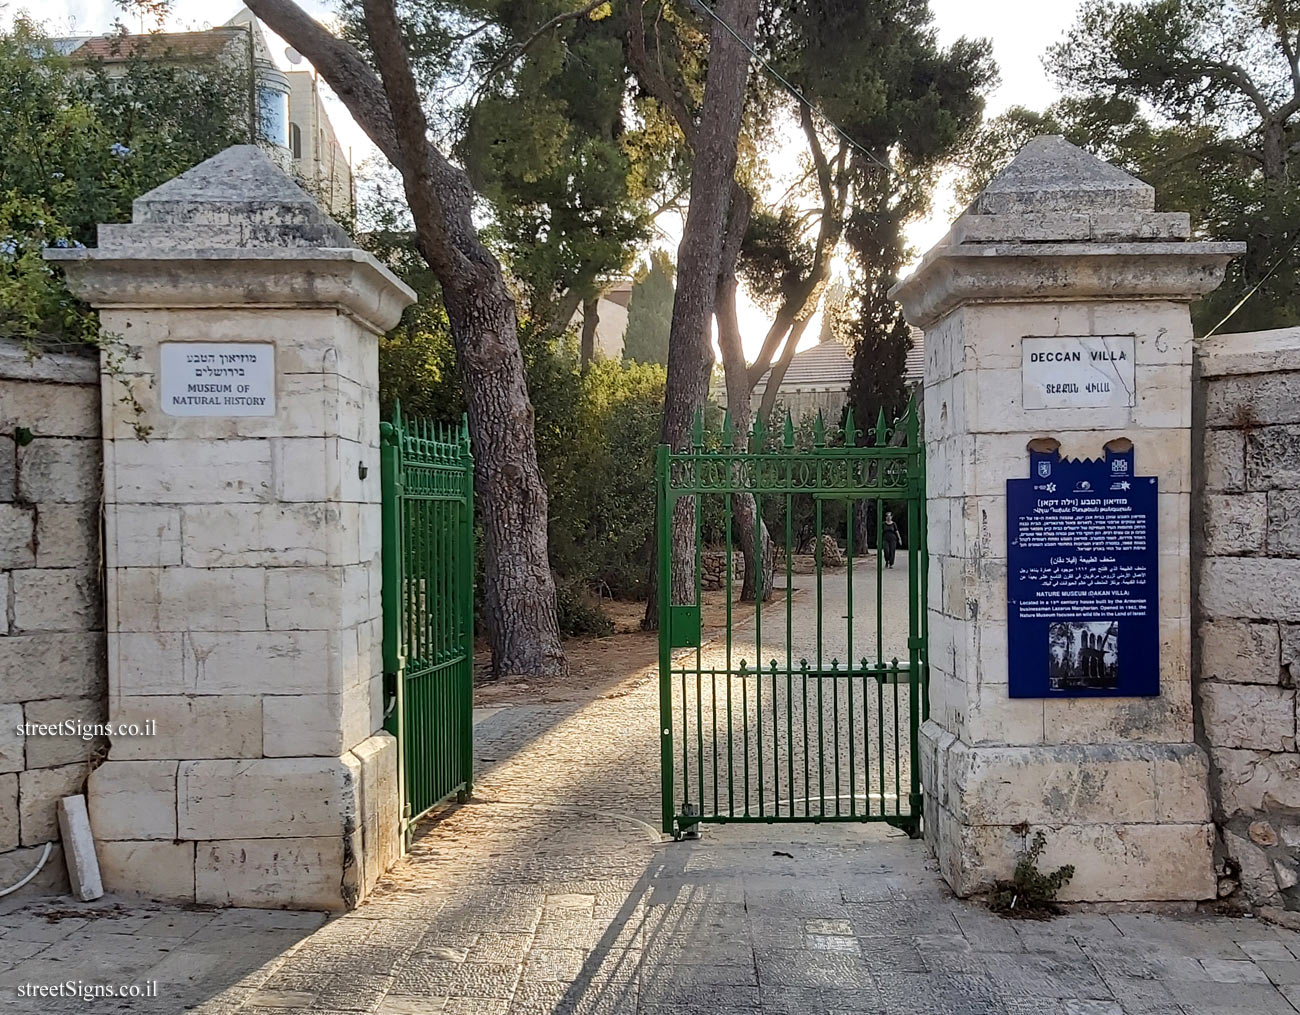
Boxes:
[1048,620,1119,692]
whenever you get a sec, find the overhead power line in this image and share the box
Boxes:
[1203,230,1300,338]
[687,0,898,181]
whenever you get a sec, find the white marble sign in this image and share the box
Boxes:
[1021,335,1136,410]
[160,342,275,416]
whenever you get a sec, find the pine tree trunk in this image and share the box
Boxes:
[242,0,568,680]
[714,193,772,604]
[442,269,567,680]
[641,0,761,631]
[580,296,599,370]
[733,491,774,602]
[853,498,871,558]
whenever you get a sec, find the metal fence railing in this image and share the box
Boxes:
[380,404,474,837]
[657,401,927,838]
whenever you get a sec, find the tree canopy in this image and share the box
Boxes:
[0,19,251,346]
[621,249,675,365]
[961,0,1300,333]
[738,0,995,424]
[339,1,690,338]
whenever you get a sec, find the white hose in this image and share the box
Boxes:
[0,841,53,897]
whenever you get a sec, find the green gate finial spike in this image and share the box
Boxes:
[461,412,471,453]
[843,406,857,447]
[875,407,888,447]
[782,411,795,449]
[905,393,919,446]
[691,408,704,449]
[721,409,735,447]
[813,411,826,447]
[750,413,766,451]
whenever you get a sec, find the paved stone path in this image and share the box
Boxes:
[1,587,1299,1014]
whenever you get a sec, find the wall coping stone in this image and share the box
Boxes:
[968,135,1157,214]
[0,343,98,385]
[46,249,415,336]
[45,145,415,335]
[1198,327,1300,378]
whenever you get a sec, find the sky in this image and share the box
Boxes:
[12,0,1088,356]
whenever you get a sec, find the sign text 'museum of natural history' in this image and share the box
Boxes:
[160,342,276,417]
[1006,443,1159,698]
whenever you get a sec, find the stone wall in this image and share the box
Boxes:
[1194,327,1300,910]
[52,146,410,910]
[0,342,106,895]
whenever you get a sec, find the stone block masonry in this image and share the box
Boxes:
[1195,327,1300,910]
[0,342,106,897]
[893,136,1241,903]
[49,145,414,910]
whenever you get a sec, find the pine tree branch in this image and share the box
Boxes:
[473,0,608,100]
[357,0,467,279]
[1270,0,1300,100]
[624,0,698,148]
[245,0,483,282]
[243,0,398,158]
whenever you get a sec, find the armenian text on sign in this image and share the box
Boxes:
[1006,443,1159,698]
[160,342,276,417]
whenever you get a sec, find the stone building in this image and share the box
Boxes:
[749,339,856,422]
[573,280,634,360]
[284,68,356,225]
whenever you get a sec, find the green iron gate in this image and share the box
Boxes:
[657,401,927,839]
[380,404,474,838]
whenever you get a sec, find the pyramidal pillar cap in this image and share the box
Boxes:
[968,134,1156,214]
[889,136,1244,330]
[46,144,415,333]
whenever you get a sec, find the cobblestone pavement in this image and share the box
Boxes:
[1,583,1299,1014]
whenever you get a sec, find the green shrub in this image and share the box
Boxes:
[988,830,1076,918]
[1,19,250,350]
[554,577,615,638]
[378,320,671,636]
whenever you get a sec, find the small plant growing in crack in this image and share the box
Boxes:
[988,828,1075,919]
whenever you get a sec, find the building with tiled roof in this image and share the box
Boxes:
[65,29,248,63]
[905,326,925,382]
[750,339,855,421]
[732,326,925,422]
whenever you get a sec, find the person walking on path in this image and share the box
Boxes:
[883,510,901,568]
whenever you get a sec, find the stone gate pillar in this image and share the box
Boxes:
[890,137,1243,902]
[47,146,415,910]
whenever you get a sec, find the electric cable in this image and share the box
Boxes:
[687,0,899,181]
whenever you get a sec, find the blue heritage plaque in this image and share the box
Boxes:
[1006,442,1159,698]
